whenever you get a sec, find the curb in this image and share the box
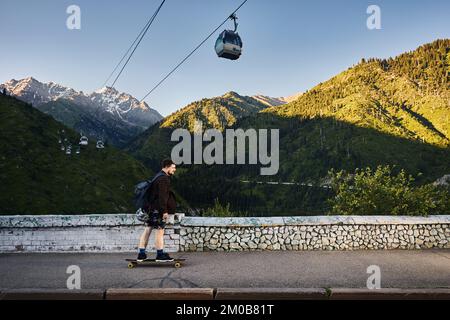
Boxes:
[1,288,449,300]
[329,288,450,300]
[215,288,328,300]
[0,289,105,300]
[105,288,214,300]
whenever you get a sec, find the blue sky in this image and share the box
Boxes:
[1,0,449,116]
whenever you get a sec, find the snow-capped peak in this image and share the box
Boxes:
[0,76,80,106]
[90,86,150,114]
[1,76,163,128]
[94,86,118,95]
[1,77,145,111]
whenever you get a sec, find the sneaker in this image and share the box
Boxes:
[137,252,147,262]
[155,252,174,262]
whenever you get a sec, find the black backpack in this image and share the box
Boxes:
[133,171,165,211]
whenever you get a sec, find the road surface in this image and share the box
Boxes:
[0,250,449,290]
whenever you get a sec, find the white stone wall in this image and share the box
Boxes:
[179,216,450,251]
[0,214,184,253]
[1,214,449,253]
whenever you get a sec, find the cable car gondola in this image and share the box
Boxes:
[79,135,88,146]
[215,14,242,60]
[96,139,105,149]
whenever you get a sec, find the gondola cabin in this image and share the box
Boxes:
[215,30,243,60]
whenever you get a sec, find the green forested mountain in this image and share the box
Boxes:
[0,94,152,214]
[128,39,450,215]
[161,91,269,131]
[264,39,450,148]
[126,91,269,169]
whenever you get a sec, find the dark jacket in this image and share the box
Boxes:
[147,171,176,215]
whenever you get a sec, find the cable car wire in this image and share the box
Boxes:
[107,0,166,89]
[140,0,248,102]
[102,13,157,88]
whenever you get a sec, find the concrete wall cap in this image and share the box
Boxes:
[0,213,185,228]
[181,215,450,227]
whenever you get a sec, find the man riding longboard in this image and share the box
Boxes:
[136,158,177,262]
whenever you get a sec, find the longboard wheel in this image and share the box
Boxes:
[174,262,181,268]
[128,262,136,269]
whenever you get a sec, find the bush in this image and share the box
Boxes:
[327,165,450,216]
[202,198,247,217]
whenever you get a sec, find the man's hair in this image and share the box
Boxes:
[161,158,175,168]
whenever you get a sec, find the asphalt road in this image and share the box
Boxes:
[0,250,449,290]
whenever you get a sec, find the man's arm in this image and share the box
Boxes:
[156,176,170,215]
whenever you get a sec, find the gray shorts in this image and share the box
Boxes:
[145,211,166,229]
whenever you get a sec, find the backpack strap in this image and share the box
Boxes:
[149,171,166,184]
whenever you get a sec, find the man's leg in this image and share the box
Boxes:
[139,226,152,249]
[154,214,173,260]
[155,213,168,251]
[155,228,173,260]
[137,226,152,260]
[154,228,164,251]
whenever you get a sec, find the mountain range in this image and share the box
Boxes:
[0,77,163,147]
[0,77,296,147]
[1,39,449,215]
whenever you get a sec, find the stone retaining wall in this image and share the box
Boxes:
[0,214,184,253]
[179,216,450,251]
[1,214,449,253]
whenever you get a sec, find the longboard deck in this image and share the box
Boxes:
[126,258,186,269]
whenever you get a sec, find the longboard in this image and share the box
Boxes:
[126,258,186,269]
